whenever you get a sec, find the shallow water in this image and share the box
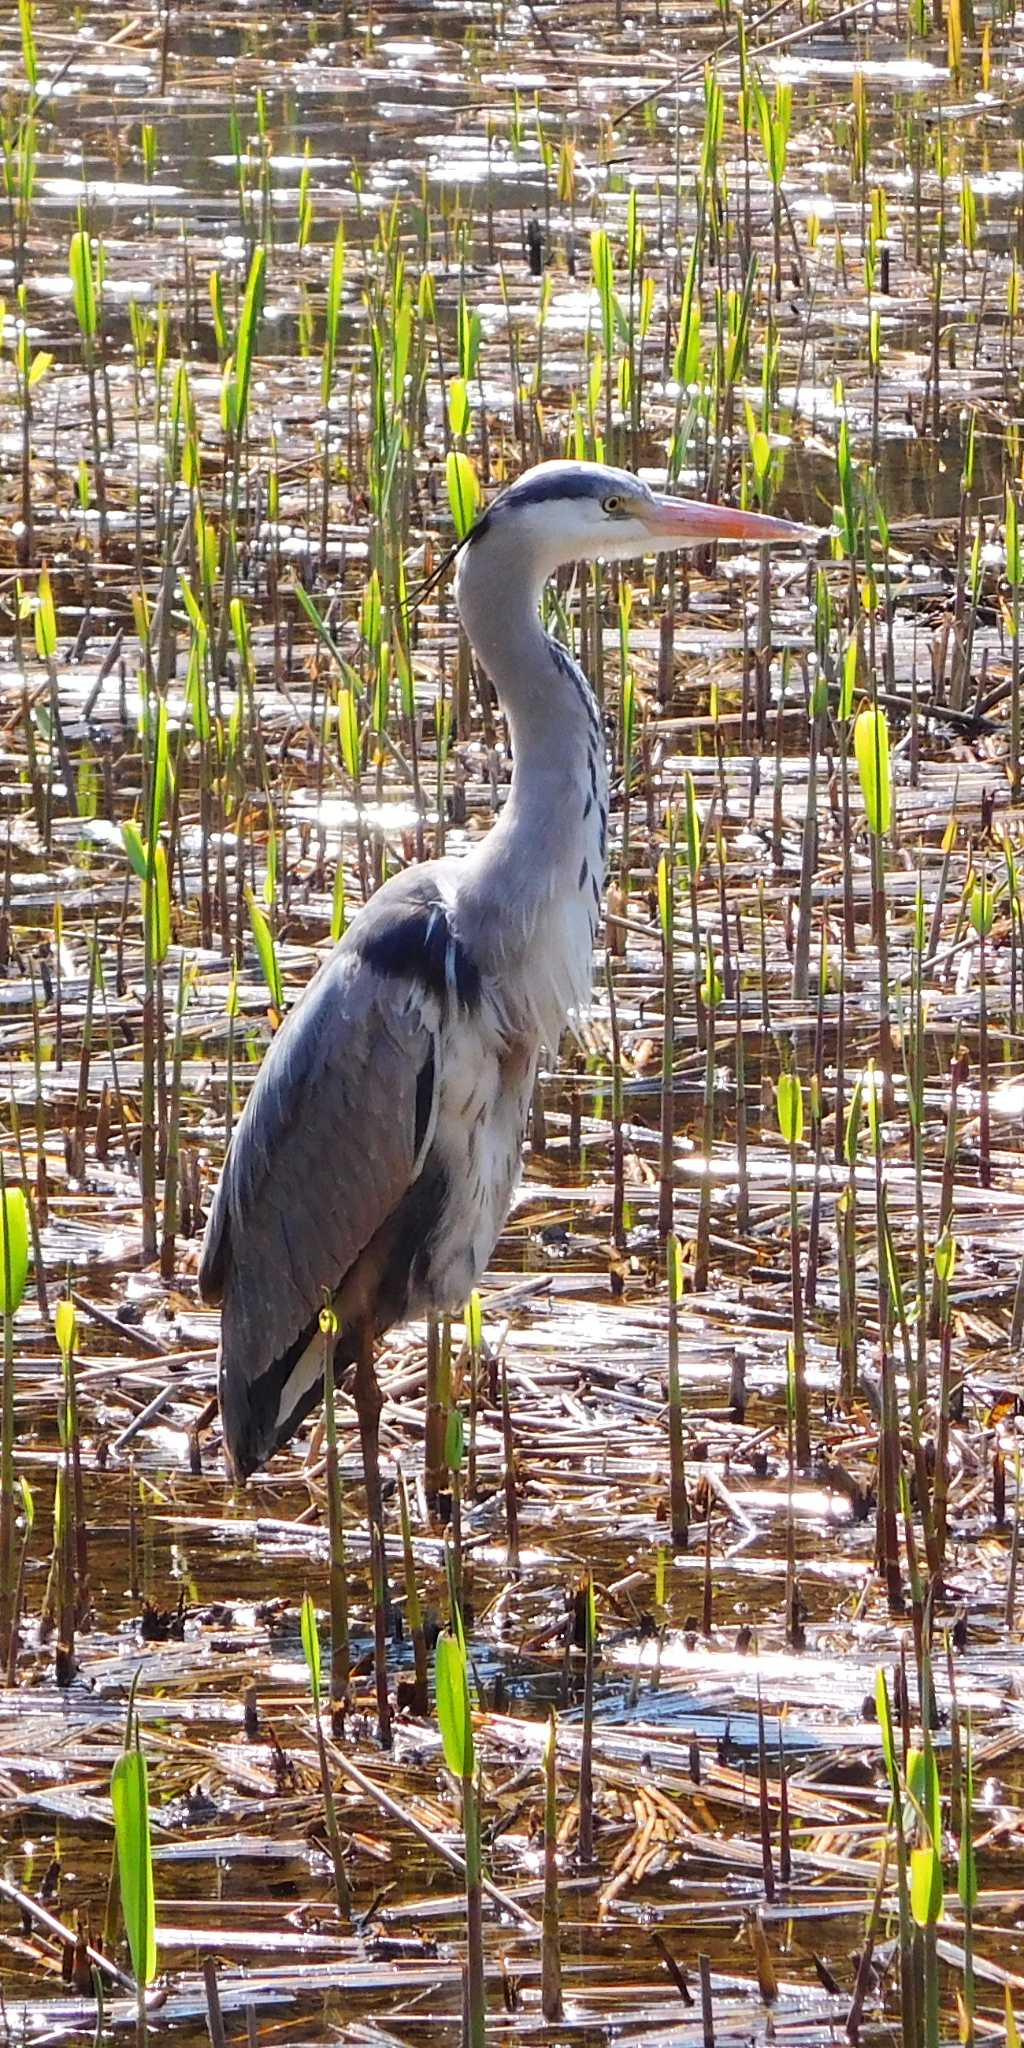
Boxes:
[2,0,1024,2041]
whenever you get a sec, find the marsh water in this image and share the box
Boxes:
[2,0,1024,2041]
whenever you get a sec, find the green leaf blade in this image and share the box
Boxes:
[111,1748,157,1986]
[0,1187,30,1315]
[435,1631,473,1779]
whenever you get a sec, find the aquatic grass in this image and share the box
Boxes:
[435,1597,484,2048]
[656,823,676,1240]
[0,1174,29,1672]
[854,700,895,1115]
[111,1689,157,2042]
[299,1589,350,1917]
[68,221,108,549]
[2,13,1024,2041]
[753,78,792,298]
[665,1232,689,1549]
[541,1712,563,2021]
[777,1071,810,1468]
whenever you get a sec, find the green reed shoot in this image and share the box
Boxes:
[446,448,479,541]
[958,1709,977,2036]
[246,888,282,1018]
[216,241,266,667]
[541,1711,563,2020]
[907,1735,943,2048]
[656,827,675,1240]
[465,1288,482,1498]
[55,1292,88,1631]
[590,226,618,447]
[666,1232,688,1549]
[446,1402,465,1611]
[5,0,39,285]
[777,1074,810,1467]
[876,1665,917,2048]
[855,701,895,1112]
[300,1589,350,1915]
[436,1596,483,2047]
[160,958,191,1281]
[111,1696,156,2040]
[69,223,108,544]
[971,867,994,1186]
[753,79,791,296]
[5,1473,33,1686]
[932,1230,956,1560]
[1007,486,1022,796]
[0,1175,29,1673]
[11,289,51,559]
[695,938,719,1288]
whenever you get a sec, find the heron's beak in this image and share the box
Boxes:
[643,496,819,547]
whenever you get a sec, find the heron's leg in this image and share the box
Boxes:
[353,1328,391,1749]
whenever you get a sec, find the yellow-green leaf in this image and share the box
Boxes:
[69,228,98,340]
[121,821,148,880]
[143,843,171,964]
[657,849,673,939]
[667,1230,683,1305]
[445,450,479,541]
[776,1073,804,1147]
[970,878,994,936]
[300,1590,321,1703]
[34,564,57,661]
[111,1748,156,1986]
[55,1297,76,1361]
[337,687,361,780]
[435,1631,474,1779]
[910,1844,943,1928]
[0,1187,29,1315]
[246,889,282,1011]
[1006,1988,1021,2048]
[854,704,892,836]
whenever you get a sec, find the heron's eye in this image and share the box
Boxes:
[602,493,628,517]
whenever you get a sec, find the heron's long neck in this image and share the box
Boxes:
[453,529,608,1040]
[456,535,584,761]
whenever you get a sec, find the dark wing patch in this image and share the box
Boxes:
[232,1145,451,1479]
[360,900,480,1012]
[199,927,440,1477]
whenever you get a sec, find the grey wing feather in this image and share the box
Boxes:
[199,918,438,1474]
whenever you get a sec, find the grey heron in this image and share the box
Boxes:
[199,458,812,1720]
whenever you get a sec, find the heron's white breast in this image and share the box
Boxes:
[425,995,538,1308]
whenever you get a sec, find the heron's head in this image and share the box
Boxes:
[458,459,818,580]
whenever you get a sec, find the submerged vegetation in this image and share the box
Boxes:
[2,0,1024,2040]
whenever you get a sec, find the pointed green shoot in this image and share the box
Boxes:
[854,704,892,836]
[435,1624,474,1779]
[445,450,479,541]
[300,1590,322,1705]
[0,1188,29,1315]
[246,890,283,1012]
[776,1073,804,1147]
[111,1747,156,1986]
